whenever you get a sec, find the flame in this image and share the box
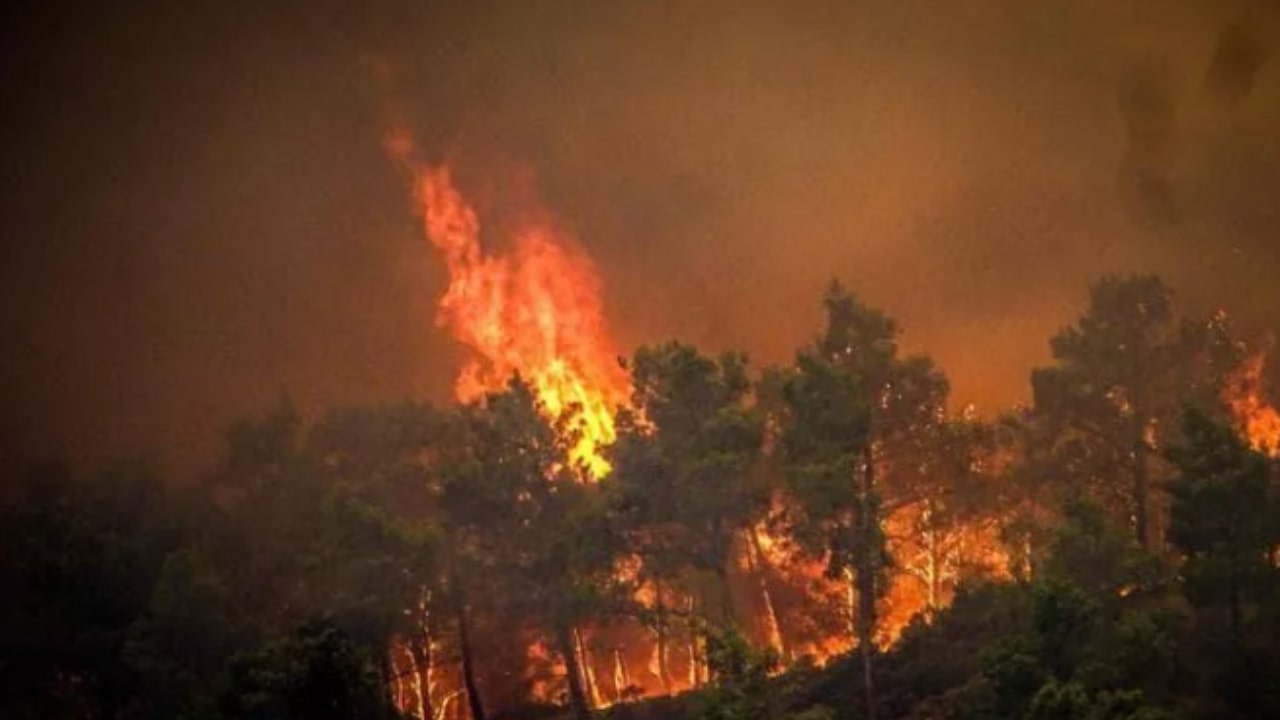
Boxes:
[1225,352,1280,456]
[390,138,627,477]
[379,131,1021,709]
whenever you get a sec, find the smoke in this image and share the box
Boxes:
[3,0,1278,477]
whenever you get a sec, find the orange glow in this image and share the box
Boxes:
[378,139,1018,708]
[389,134,627,477]
[881,504,1010,645]
[1225,352,1280,456]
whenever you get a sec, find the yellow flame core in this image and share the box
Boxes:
[379,144,1019,706]
[1225,352,1280,457]
[415,166,626,478]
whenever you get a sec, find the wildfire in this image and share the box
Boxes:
[378,132,1011,715]
[1225,351,1280,456]
[388,132,627,477]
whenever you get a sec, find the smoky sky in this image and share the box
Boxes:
[3,0,1278,478]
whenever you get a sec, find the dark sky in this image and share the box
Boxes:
[3,1,1278,478]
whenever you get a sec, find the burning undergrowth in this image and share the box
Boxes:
[372,130,1280,718]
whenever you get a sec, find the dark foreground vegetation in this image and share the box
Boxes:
[3,275,1279,720]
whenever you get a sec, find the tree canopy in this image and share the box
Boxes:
[4,274,1279,720]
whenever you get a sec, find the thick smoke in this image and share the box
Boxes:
[2,0,1277,477]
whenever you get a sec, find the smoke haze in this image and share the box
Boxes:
[4,0,1278,477]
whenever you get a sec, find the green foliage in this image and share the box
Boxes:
[1029,275,1245,549]
[610,341,766,628]
[309,483,432,647]
[124,549,241,719]
[982,637,1047,717]
[1026,679,1091,720]
[1030,579,1098,681]
[697,629,780,720]
[6,274,1280,720]
[1025,681,1174,720]
[218,620,389,720]
[0,462,182,719]
[1165,407,1280,716]
[1167,407,1279,626]
[1041,496,1161,599]
[777,284,887,601]
[693,629,834,720]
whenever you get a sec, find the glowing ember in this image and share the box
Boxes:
[388,134,627,477]
[378,133,1017,707]
[1225,352,1280,456]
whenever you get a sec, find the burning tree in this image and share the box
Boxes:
[774,282,951,720]
[1029,275,1270,552]
[1167,408,1280,637]
[368,135,1280,716]
[387,131,628,480]
[431,380,626,720]
[609,342,768,688]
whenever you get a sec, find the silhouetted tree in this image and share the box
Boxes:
[1168,408,1279,636]
[1031,275,1242,550]
[778,282,946,720]
[611,343,767,639]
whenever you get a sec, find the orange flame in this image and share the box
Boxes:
[1225,352,1280,456]
[379,132,1018,707]
[387,131,627,477]
[418,167,626,477]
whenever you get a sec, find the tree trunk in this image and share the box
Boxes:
[686,594,703,688]
[1023,534,1035,581]
[573,626,602,708]
[612,647,631,702]
[409,636,434,720]
[923,502,941,614]
[857,444,878,720]
[652,582,673,694]
[711,521,737,631]
[454,597,486,720]
[558,623,592,720]
[1131,405,1160,551]
[746,527,788,659]
[1133,447,1151,550]
[404,588,435,720]
[380,651,400,720]
[713,562,736,631]
[856,569,877,720]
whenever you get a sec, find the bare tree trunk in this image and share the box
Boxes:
[857,444,878,720]
[1132,407,1160,551]
[409,636,434,720]
[455,671,466,720]
[404,588,435,720]
[1134,447,1151,550]
[402,645,421,719]
[390,649,406,715]
[652,582,673,694]
[844,567,858,640]
[381,651,400,720]
[711,522,737,631]
[454,597,486,720]
[573,626,602,708]
[686,594,703,688]
[612,647,631,702]
[713,562,736,632]
[856,570,877,720]
[558,623,592,720]
[923,502,941,614]
[696,631,709,686]
[744,527,788,660]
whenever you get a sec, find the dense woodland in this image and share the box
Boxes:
[4,275,1280,720]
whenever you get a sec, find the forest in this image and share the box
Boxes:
[4,273,1279,720]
